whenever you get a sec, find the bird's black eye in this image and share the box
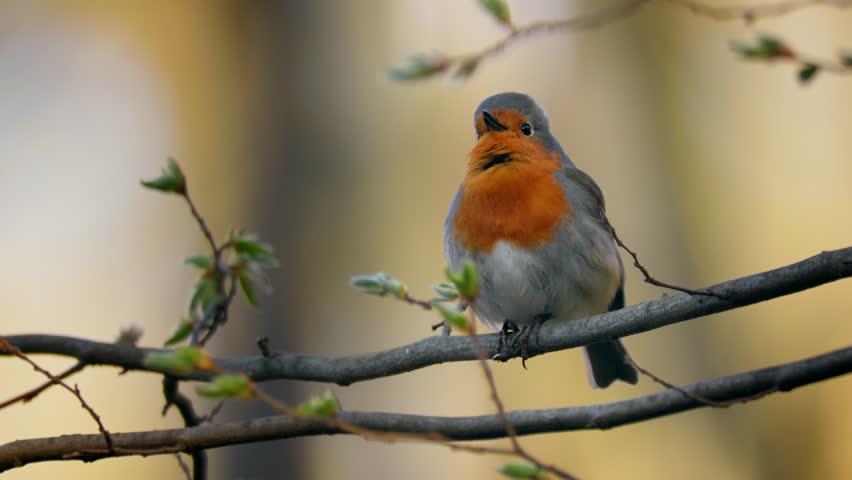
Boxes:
[521,123,533,136]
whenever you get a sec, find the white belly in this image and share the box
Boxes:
[471,237,620,333]
[472,241,551,331]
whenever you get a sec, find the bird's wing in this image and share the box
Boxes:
[557,166,626,308]
[557,166,607,222]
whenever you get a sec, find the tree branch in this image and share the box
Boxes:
[2,344,849,471]
[662,0,852,22]
[4,247,851,385]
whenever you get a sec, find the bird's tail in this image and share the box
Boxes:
[583,339,638,389]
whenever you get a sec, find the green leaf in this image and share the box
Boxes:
[165,157,185,185]
[164,318,195,346]
[143,347,215,376]
[233,235,271,257]
[297,391,340,417]
[798,63,819,84]
[478,0,511,26]
[756,34,786,56]
[140,158,187,194]
[189,276,219,315]
[140,174,183,194]
[432,282,460,301]
[239,273,259,308]
[231,233,279,267]
[840,52,852,67]
[498,461,546,479]
[387,52,450,81]
[242,261,273,293]
[730,34,792,60]
[445,259,479,299]
[351,273,384,295]
[196,374,253,399]
[432,302,469,332]
[350,272,408,299]
[185,254,213,270]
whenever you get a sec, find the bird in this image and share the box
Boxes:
[444,92,638,389]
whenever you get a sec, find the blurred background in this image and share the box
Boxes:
[1,1,851,479]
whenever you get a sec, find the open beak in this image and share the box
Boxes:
[481,111,508,132]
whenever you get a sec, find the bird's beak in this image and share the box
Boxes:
[481,111,508,132]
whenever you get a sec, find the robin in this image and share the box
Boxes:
[444,92,638,388]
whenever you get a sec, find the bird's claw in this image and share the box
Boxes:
[514,313,551,369]
[494,320,518,361]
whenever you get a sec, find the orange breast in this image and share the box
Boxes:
[453,155,571,253]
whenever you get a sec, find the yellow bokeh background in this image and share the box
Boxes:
[1,1,851,479]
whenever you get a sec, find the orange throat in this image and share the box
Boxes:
[453,143,570,253]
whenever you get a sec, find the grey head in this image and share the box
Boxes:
[473,92,574,166]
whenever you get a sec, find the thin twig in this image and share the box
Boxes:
[198,272,239,347]
[199,400,227,424]
[661,0,852,22]
[0,361,85,410]
[257,337,274,358]
[403,294,433,310]
[451,0,651,66]
[613,342,779,408]
[175,454,192,480]
[438,0,852,81]
[252,387,517,458]
[0,337,113,451]
[466,318,578,480]
[602,213,722,298]
[183,186,240,349]
[183,190,219,260]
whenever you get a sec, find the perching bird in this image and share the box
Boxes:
[444,92,638,389]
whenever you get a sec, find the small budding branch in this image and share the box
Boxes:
[387,0,852,85]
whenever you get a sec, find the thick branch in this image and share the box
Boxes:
[2,345,849,471]
[4,248,851,385]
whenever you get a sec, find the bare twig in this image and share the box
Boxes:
[465,319,578,480]
[175,454,192,480]
[615,342,778,408]
[0,361,85,410]
[251,386,518,460]
[183,190,219,260]
[257,337,274,358]
[602,213,721,298]
[661,0,852,22]
[199,401,227,424]
[0,338,113,451]
[403,294,433,311]
[450,0,651,67]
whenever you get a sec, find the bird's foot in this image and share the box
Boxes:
[493,320,519,362]
[513,313,552,369]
